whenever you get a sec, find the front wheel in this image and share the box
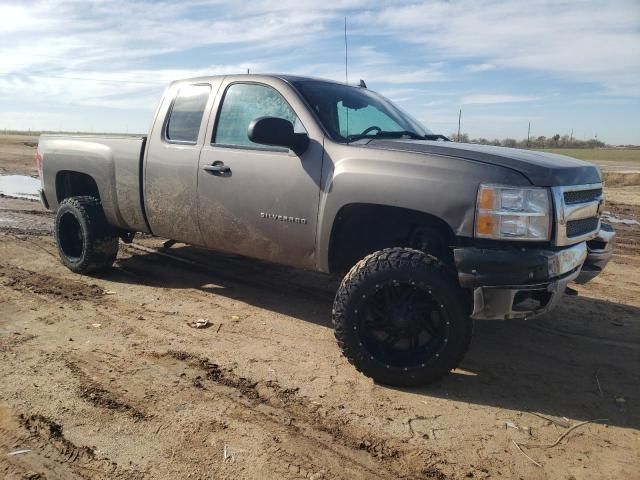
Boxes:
[332,248,472,387]
[54,196,119,274]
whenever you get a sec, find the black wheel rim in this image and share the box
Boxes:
[355,281,449,368]
[58,212,84,260]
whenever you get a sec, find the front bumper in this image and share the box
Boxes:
[467,269,581,320]
[575,223,615,284]
[454,223,615,320]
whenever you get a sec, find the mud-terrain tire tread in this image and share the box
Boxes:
[333,247,472,387]
[54,196,119,274]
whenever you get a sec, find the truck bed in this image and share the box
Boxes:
[38,134,150,233]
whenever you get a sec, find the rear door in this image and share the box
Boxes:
[197,79,324,268]
[144,81,219,244]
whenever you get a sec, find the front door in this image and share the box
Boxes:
[197,81,323,269]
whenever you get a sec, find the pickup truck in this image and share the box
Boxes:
[36,74,615,386]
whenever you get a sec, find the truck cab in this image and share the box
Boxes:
[143,76,325,268]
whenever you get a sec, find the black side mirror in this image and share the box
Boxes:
[247,117,309,154]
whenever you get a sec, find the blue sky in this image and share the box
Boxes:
[1,0,639,144]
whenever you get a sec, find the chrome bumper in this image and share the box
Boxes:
[575,223,616,284]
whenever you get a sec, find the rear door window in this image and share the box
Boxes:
[166,84,211,143]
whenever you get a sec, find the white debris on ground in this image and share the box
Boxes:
[602,211,640,226]
[188,318,211,329]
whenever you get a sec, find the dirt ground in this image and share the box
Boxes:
[1,136,639,479]
[0,135,39,176]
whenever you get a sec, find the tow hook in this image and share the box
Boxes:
[119,231,135,244]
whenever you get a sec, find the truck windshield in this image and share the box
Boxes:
[292,80,434,143]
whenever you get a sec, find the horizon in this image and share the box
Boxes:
[1,0,639,144]
[2,127,635,148]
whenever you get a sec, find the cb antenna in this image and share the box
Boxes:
[344,16,348,84]
[344,16,350,138]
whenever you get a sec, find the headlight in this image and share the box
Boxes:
[475,184,551,240]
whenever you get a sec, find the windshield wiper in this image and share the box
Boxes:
[375,130,426,140]
[346,131,450,143]
[375,131,451,141]
[346,130,424,143]
[424,134,450,141]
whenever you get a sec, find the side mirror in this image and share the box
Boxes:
[247,117,309,154]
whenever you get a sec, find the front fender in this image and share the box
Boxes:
[315,147,531,272]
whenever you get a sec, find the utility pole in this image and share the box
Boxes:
[527,121,531,147]
[457,109,462,142]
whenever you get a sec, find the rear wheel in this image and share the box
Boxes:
[333,248,472,387]
[54,196,119,274]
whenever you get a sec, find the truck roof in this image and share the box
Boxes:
[170,74,350,87]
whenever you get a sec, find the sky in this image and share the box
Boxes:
[0,0,639,144]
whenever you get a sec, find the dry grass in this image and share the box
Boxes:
[536,148,640,163]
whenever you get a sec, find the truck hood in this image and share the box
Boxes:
[363,139,602,186]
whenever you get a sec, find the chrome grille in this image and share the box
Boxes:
[552,183,603,246]
[566,217,599,238]
[564,188,602,205]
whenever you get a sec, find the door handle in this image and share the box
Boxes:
[203,161,231,175]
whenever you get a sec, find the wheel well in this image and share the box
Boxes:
[328,204,457,274]
[55,171,100,203]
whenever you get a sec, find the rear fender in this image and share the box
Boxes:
[41,136,148,232]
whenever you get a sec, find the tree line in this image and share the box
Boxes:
[449,132,606,149]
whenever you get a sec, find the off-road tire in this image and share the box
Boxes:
[333,247,472,387]
[54,196,119,274]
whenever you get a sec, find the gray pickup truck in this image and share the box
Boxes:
[37,74,615,386]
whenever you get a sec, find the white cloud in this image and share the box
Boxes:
[3,1,637,99]
[466,63,495,73]
[461,94,542,105]
[364,0,640,96]
[0,1,386,111]
[0,63,268,111]
[377,87,420,102]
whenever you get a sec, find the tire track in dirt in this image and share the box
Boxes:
[0,207,53,217]
[148,350,450,480]
[0,332,36,353]
[64,360,150,421]
[0,406,145,480]
[0,263,104,300]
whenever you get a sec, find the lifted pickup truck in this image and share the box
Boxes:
[37,74,615,386]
